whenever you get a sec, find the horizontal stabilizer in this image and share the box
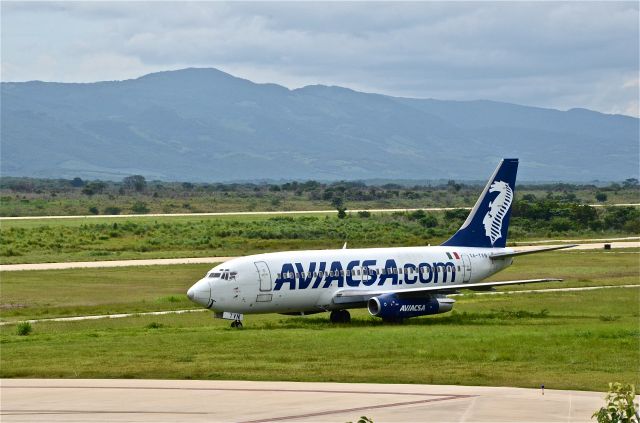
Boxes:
[490,244,577,259]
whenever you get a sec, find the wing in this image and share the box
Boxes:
[332,278,562,304]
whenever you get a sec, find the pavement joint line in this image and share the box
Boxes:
[1,386,474,421]
[2,284,637,326]
[236,395,475,423]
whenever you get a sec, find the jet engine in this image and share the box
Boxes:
[367,293,454,320]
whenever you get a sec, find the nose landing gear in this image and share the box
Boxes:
[230,320,243,328]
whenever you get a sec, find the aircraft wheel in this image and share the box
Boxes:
[330,310,351,324]
[230,320,243,328]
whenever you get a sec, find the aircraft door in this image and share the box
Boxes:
[462,254,472,282]
[254,261,272,292]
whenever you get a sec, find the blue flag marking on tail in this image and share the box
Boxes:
[441,158,518,248]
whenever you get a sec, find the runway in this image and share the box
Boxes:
[0,379,605,423]
[1,241,637,272]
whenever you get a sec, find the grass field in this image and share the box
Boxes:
[1,250,638,322]
[1,250,638,391]
[1,211,637,265]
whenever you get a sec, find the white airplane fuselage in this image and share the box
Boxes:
[189,246,513,314]
[187,159,568,325]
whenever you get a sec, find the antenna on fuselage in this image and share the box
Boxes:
[342,242,348,249]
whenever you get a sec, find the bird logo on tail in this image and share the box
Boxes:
[482,181,513,245]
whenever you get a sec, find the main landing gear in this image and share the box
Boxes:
[230,320,243,328]
[329,309,351,324]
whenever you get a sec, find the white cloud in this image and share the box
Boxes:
[1,1,638,116]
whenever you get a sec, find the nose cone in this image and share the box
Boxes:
[187,287,196,301]
[187,279,212,308]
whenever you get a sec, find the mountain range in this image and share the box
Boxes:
[1,68,638,182]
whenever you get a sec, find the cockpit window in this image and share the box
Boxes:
[209,272,221,278]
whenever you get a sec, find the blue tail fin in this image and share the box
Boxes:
[441,159,518,248]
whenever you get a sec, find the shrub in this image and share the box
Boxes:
[409,209,426,220]
[16,322,32,336]
[357,210,371,218]
[103,206,121,215]
[593,382,638,423]
[145,322,164,329]
[444,208,469,221]
[131,201,150,214]
[418,214,438,228]
[88,206,99,215]
[549,217,574,232]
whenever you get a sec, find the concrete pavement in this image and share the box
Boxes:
[0,379,607,423]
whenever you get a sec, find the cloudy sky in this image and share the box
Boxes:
[2,1,638,116]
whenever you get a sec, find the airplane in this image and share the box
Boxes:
[187,158,574,327]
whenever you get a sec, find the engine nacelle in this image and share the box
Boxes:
[367,294,454,320]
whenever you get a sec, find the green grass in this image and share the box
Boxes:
[0,250,638,391]
[0,288,637,391]
[493,250,640,289]
[1,211,637,264]
[0,264,212,322]
[0,214,453,264]
[1,249,637,322]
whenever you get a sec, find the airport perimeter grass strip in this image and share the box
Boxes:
[2,284,638,327]
[1,287,638,392]
[1,251,638,322]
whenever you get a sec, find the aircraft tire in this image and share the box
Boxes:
[330,310,351,324]
[231,320,243,328]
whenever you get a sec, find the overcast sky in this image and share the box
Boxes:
[2,1,638,116]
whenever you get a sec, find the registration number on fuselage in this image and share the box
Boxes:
[220,312,243,321]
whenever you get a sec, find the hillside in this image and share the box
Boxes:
[1,68,637,181]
